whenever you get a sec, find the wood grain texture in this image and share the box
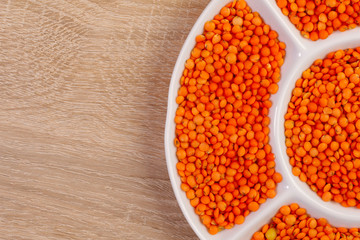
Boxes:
[0,0,210,239]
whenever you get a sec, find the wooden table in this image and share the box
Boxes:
[0,0,210,239]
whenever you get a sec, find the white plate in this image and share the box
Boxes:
[164,0,360,239]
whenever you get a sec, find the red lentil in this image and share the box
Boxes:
[276,0,360,41]
[285,47,360,207]
[252,203,360,239]
[175,0,286,234]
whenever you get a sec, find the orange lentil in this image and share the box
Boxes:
[248,202,260,212]
[253,232,265,240]
[209,225,219,235]
[285,214,296,226]
[175,0,285,234]
[252,204,360,239]
[276,0,360,40]
[204,21,216,32]
[277,0,287,8]
[280,205,291,216]
[322,191,332,201]
[286,47,360,207]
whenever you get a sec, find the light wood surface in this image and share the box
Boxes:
[0,0,211,239]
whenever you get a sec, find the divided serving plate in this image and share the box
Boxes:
[164,0,360,239]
